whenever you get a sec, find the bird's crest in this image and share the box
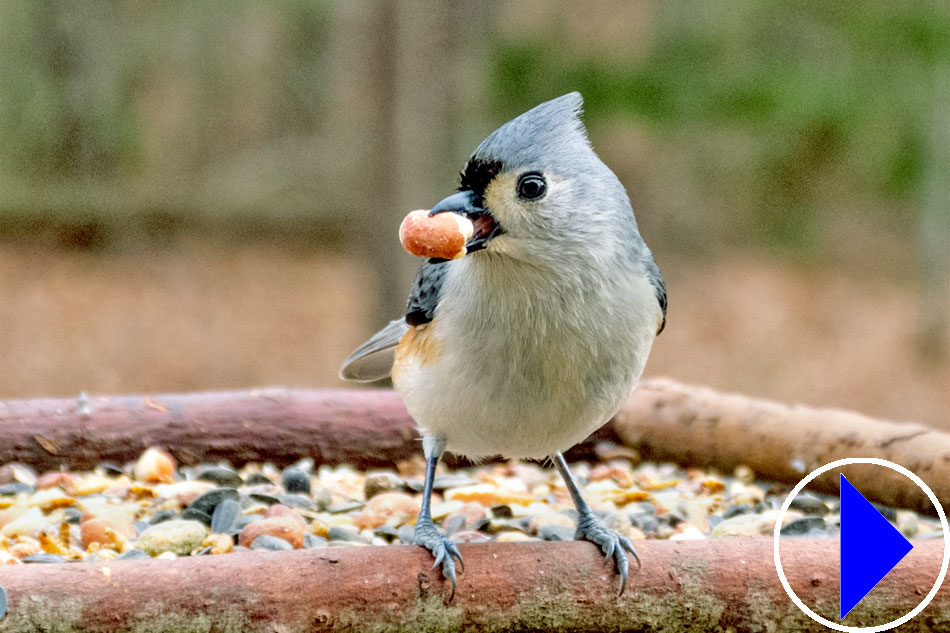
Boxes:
[472,92,590,172]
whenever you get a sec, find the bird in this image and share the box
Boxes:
[340,92,666,597]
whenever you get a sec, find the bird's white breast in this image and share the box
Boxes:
[393,255,659,459]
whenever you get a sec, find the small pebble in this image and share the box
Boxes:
[432,475,480,490]
[722,503,753,519]
[780,517,827,537]
[897,511,918,538]
[36,472,77,490]
[138,519,208,556]
[86,549,118,562]
[733,465,755,484]
[248,493,281,506]
[528,512,575,536]
[713,512,778,538]
[491,505,513,519]
[21,553,65,564]
[0,483,33,496]
[2,507,46,538]
[204,533,233,555]
[443,502,487,533]
[149,509,178,525]
[0,463,36,487]
[657,510,686,528]
[629,513,659,534]
[594,441,641,463]
[364,473,404,500]
[313,488,332,511]
[670,523,706,540]
[603,512,634,538]
[265,504,306,524]
[100,463,125,477]
[789,495,829,516]
[282,468,311,494]
[443,515,466,536]
[186,488,240,521]
[495,531,532,543]
[233,516,259,533]
[196,467,243,488]
[918,530,945,539]
[211,499,241,534]
[244,473,274,486]
[279,494,316,511]
[251,534,294,551]
[153,480,216,507]
[133,448,176,484]
[539,524,575,542]
[9,540,41,559]
[181,509,212,525]
[304,533,328,549]
[115,549,151,561]
[373,525,400,540]
[327,501,365,514]
[328,526,370,544]
[238,517,304,549]
[451,531,492,543]
[354,493,419,530]
[397,525,415,544]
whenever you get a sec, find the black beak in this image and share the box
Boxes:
[429,190,502,254]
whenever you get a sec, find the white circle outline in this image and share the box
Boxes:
[773,457,949,632]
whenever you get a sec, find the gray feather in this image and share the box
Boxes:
[406,260,450,326]
[473,92,589,173]
[338,318,408,382]
[340,261,450,382]
[645,256,667,334]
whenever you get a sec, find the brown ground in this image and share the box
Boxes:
[0,243,947,430]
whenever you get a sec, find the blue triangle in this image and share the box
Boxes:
[840,474,913,619]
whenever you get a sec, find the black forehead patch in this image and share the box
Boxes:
[458,157,503,197]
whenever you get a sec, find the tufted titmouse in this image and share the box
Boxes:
[340,92,666,596]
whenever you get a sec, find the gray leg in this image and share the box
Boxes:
[414,434,463,598]
[553,451,639,594]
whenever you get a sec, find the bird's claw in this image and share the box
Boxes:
[415,520,463,599]
[576,512,640,595]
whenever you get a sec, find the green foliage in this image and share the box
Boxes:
[0,0,944,254]
[0,0,332,183]
[490,0,949,250]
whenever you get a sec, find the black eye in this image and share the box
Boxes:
[516,172,546,201]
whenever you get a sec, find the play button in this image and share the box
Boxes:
[839,474,913,619]
[774,457,950,631]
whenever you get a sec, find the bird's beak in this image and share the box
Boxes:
[429,190,503,253]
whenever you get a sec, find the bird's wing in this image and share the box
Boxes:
[645,257,667,335]
[338,318,409,382]
[339,260,450,382]
[405,260,449,326]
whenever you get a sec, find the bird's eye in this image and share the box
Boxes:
[516,172,546,201]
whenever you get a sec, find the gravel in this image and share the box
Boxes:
[0,445,939,565]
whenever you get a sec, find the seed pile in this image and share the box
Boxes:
[0,444,940,564]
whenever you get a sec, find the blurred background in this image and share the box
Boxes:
[0,1,947,429]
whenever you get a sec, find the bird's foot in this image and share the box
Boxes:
[576,511,640,595]
[415,518,463,599]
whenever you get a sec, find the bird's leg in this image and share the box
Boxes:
[553,450,639,595]
[414,434,463,598]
